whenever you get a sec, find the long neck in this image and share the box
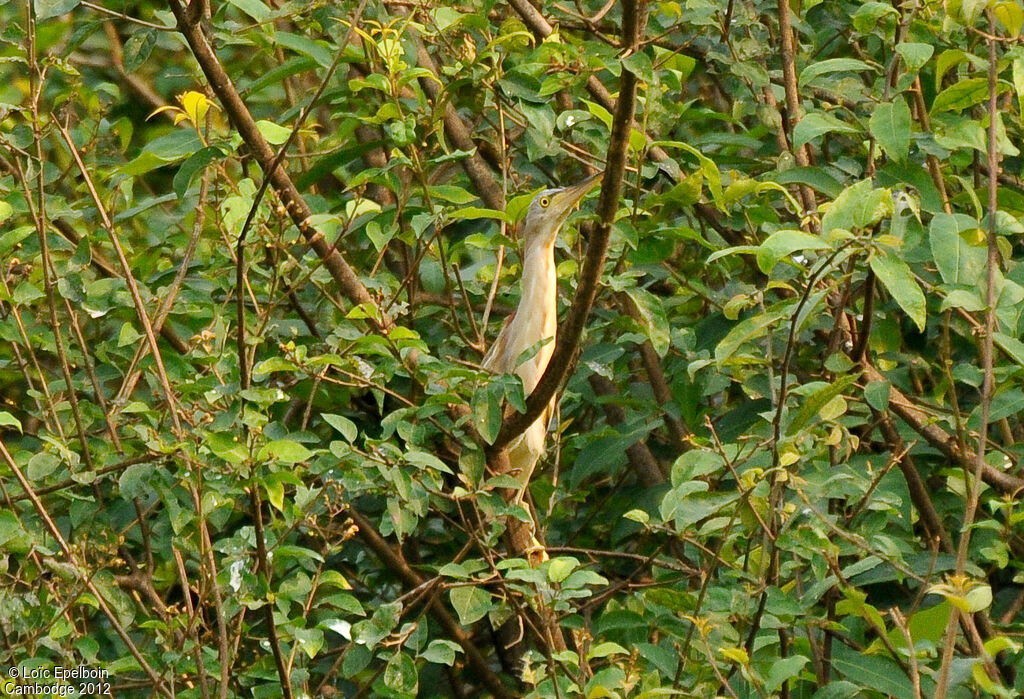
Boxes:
[510,238,558,394]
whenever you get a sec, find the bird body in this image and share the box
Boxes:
[481,173,602,497]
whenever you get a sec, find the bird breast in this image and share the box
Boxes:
[505,244,557,395]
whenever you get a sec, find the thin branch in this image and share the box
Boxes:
[55,120,184,435]
[0,438,172,697]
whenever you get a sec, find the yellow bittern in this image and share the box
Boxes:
[481,172,602,499]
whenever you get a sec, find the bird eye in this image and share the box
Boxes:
[539,197,550,208]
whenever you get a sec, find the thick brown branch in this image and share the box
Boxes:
[409,33,505,211]
[876,415,954,554]
[588,375,667,486]
[166,0,388,329]
[861,357,1024,495]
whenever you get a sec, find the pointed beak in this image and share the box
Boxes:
[550,171,603,221]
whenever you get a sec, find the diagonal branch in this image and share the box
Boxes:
[165,0,388,329]
[344,508,514,699]
[407,28,505,210]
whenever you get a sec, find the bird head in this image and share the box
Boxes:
[519,171,603,247]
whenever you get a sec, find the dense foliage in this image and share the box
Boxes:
[2,0,1024,696]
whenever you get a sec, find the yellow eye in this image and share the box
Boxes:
[539,197,551,207]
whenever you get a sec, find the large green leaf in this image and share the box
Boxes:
[821,180,893,234]
[798,58,876,86]
[932,78,1009,113]
[788,374,860,434]
[832,646,915,699]
[449,586,491,625]
[928,213,988,286]
[756,229,831,273]
[870,250,927,332]
[715,310,788,366]
[869,98,911,162]
[792,112,860,148]
[624,287,671,356]
[35,0,80,20]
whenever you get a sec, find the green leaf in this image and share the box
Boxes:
[788,374,859,434]
[587,641,630,659]
[260,439,313,464]
[766,655,809,694]
[863,380,891,411]
[122,30,157,72]
[852,2,899,32]
[0,411,22,433]
[13,282,45,305]
[405,450,452,474]
[384,651,418,695]
[810,681,863,699]
[821,179,893,234]
[256,120,292,145]
[715,310,788,366]
[941,289,985,312]
[769,167,844,198]
[869,98,912,162]
[173,146,222,199]
[323,413,358,443]
[995,1,1024,36]
[35,0,80,20]
[756,229,830,273]
[583,99,613,130]
[449,586,491,625]
[832,646,915,699]
[870,251,927,332]
[118,464,152,499]
[292,627,323,659]
[428,185,479,204]
[896,43,934,72]
[624,287,671,356]
[798,58,875,86]
[932,78,1007,114]
[896,601,951,648]
[420,639,460,666]
[225,0,270,22]
[547,557,579,583]
[650,140,724,210]
[275,32,333,69]
[929,213,987,286]
[448,206,509,223]
[472,380,504,445]
[264,474,285,511]
[995,332,1024,367]
[622,50,654,82]
[28,452,60,481]
[430,6,463,31]
[0,225,34,255]
[117,323,143,348]
[0,511,26,548]
[205,432,248,465]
